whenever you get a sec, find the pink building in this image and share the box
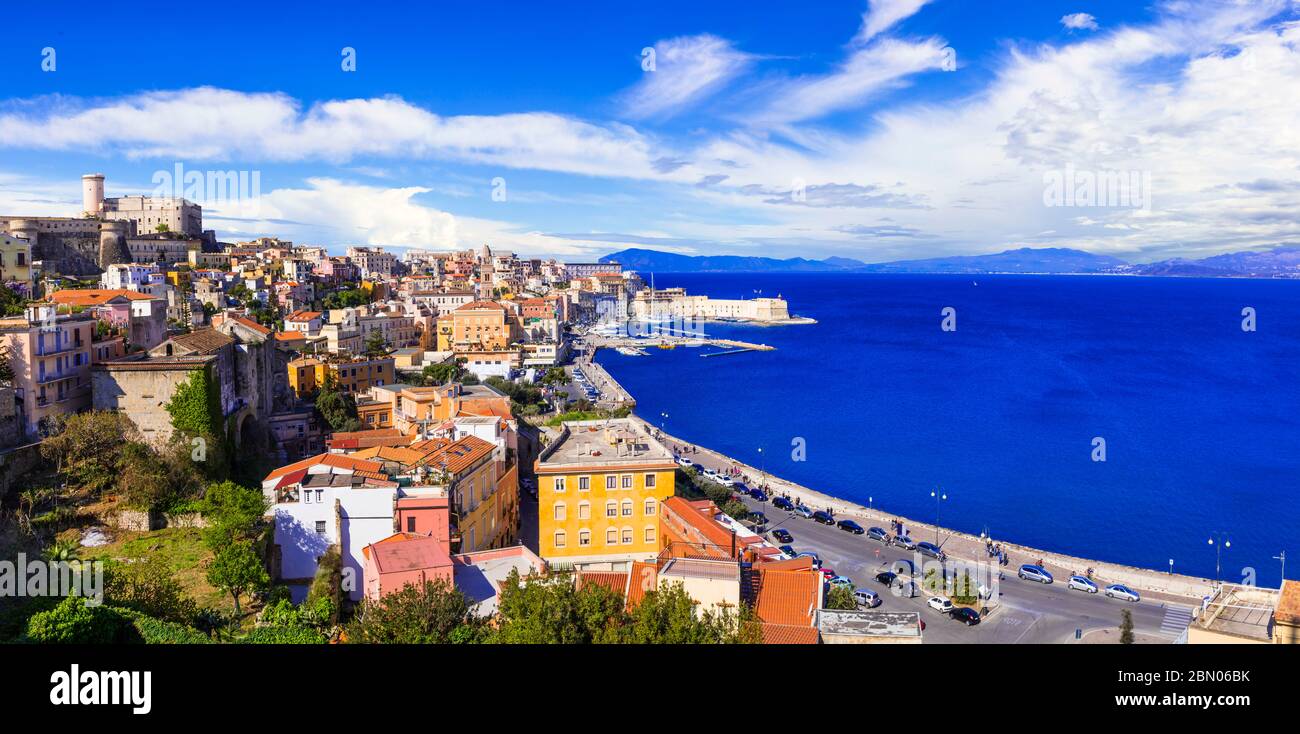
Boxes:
[361,532,454,601]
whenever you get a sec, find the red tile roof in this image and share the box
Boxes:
[576,571,628,596]
[760,623,820,644]
[752,568,820,627]
[48,288,156,306]
[263,453,385,482]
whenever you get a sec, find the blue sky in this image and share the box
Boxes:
[1,0,1298,262]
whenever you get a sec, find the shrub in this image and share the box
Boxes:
[26,596,133,644]
[102,559,200,625]
[238,626,327,644]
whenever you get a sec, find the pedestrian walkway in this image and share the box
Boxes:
[1159,604,1195,637]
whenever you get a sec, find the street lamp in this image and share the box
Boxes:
[1208,533,1231,583]
[1274,551,1287,585]
[757,447,766,490]
[1169,558,1175,575]
[930,488,947,545]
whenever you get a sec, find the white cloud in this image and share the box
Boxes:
[854,0,933,44]
[621,35,754,118]
[1060,13,1100,31]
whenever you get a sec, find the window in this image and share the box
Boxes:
[554,531,566,549]
[644,498,656,516]
[621,474,633,489]
[579,530,591,547]
[578,476,590,491]
[606,529,618,545]
[406,517,416,532]
[645,473,656,488]
[606,501,617,518]
[554,503,566,521]
[622,528,633,544]
[645,527,656,544]
[304,491,311,504]
[315,521,326,535]
[578,501,590,520]
[621,500,632,517]
[605,475,617,490]
[554,477,566,493]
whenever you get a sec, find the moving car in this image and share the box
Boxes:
[771,529,794,544]
[1105,584,1141,602]
[773,497,794,511]
[892,535,917,550]
[837,519,865,534]
[793,505,814,519]
[812,510,835,525]
[875,571,898,586]
[854,589,882,608]
[927,596,955,613]
[1068,576,1099,594]
[1018,564,1054,584]
[917,541,945,560]
[950,607,981,625]
[867,527,891,543]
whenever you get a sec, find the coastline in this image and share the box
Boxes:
[621,418,1215,605]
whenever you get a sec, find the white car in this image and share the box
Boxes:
[1068,575,1099,593]
[1105,584,1141,602]
[927,596,954,613]
[675,456,694,468]
[716,475,735,487]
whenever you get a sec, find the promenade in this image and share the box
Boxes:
[634,416,1214,606]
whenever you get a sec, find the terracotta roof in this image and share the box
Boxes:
[760,556,816,572]
[760,622,820,645]
[48,288,156,306]
[367,533,452,574]
[167,329,234,355]
[228,315,272,336]
[264,453,385,482]
[352,446,430,467]
[626,561,658,610]
[1277,580,1300,626]
[419,435,496,475]
[576,571,628,597]
[287,310,322,321]
[752,568,820,627]
[454,300,507,311]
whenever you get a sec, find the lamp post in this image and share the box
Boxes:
[1274,551,1287,585]
[1208,533,1231,583]
[1169,558,1175,575]
[930,488,947,545]
[757,447,766,490]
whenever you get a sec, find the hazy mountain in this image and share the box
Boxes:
[599,245,1300,277]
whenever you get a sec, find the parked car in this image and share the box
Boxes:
[1105,584,1141,602]
[892,535,917,550]
[778,544,797,558]
[812,510,835,525]
[867,527,891,543]
[750,489,768,502]
[773,496,794,511]
[796,552,822,569]
[717,475,735,487]
[828,575,853,589]
[793,505,814,519]
[837,519,864,534]
[875,571,898,586]
[819,568,837,581]
[734,483,752,496]
[1018,564,1054,584]
[1068,575,1099,594]
[854,589,882,608]
[917,541,945,560]
[927,596,954,613]
[771,529,794,544]
[675,456,694,468]
[950,607,981,625]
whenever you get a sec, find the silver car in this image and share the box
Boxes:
[853,589,881,608]
[892,535,916,550]
[1105,584,1141,602]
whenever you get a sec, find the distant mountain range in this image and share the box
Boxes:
[599,246,1300,277]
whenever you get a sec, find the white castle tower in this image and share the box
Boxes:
[82,173,105,216]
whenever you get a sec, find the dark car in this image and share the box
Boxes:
[778,544,797,557]
[750,489,768,502]
[950,607,981,626]
[734,483,752,496]
[867,527,891,543]
[917,541,946,560]
[875,571,898,586]
[812,510,835,525]
[772,496,794,511]
[772,529,794,543]
[837,519,864,534]
[749,512,768,526]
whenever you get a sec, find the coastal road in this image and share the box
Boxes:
[748,502,1178,643]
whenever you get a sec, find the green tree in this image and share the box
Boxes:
[102,558,200,625]
[421,362,463,385]
[116,441,173,510]
[1119,608,1135,644]
[197,480,267,548]
[540,367,569,387]
[165,366,223,438]
[26,596,133,644]
[493,569,627,644]
[40,411,138,496]
[345,579,479,644]
[227,283,253,306]
[315,377,361,431]
[364,329,388,357]
[205,540,269,617]
[825,584,858,610]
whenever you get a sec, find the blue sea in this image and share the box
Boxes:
[596,273,1300,587]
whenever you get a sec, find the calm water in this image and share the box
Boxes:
[596,273,1300,586]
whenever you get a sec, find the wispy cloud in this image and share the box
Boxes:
[854,0,934,44]
[621,34,754,119]
[1060,13,1100,31]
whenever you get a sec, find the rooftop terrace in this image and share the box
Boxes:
[540,418,675,468]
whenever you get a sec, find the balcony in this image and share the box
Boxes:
[36,369,82,385]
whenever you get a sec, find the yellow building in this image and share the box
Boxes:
[451,300,512,351]
[535,419,678,570]
[0,233,34,292]
[287,355,395,397]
